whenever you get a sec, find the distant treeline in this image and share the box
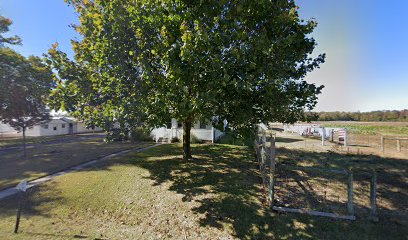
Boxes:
[315,110,408,122]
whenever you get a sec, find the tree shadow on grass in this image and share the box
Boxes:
[0,182,66,219]
[129,144,408,239]
[1,143,406,239]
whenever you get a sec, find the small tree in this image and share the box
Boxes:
[0,16,21,46]
[0,16,54,156]
[48,0,325,160]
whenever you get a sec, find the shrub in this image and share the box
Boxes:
[106,128,129,142]
[130,127,153,142]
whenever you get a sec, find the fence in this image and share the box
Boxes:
[254,125,378,221]
[381,136,408,153]
[283,124,348,146]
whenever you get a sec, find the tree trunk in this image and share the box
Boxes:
[183,119,193,160]
[22,126,26,158]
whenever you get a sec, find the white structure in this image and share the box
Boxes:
[284,123,348,146]
[151,119,224,143]
[0,117,102,137]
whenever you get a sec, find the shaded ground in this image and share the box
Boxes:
[0,144,406,239]
[0,133,105,148]
[0,133,105,153]
[0,135,152,190]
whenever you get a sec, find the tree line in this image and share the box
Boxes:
[315,110,408,122]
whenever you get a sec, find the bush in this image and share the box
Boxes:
[106,128,129,142]
[130,127,153,142]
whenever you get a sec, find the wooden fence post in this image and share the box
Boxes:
[347,168,354,216]
[370,169,379,222]
[270,137,276,171]
[330,129,334,142]
[397,139,401,152]
[261,147,266,185]
[381,136,384,152]
[269,172,275,208]
[344,128,348,146]
[321,127,326,146]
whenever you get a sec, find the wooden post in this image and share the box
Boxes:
[261,147,266,185]
[270,138,276,171]
[347,168,354,216]
[254,140,259,162]
[370,170,379,222]
[321,127,326,146]
[262,133,267,149]
[397,139,401,152]
[381,136,384,152]
[344,128,348,146]
[269,172,275,208]
[330,129,334,142]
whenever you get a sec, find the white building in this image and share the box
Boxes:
[151,118,224,143]
[0,117,102,137]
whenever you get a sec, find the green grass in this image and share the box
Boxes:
[0,144,406,239]
[0,133,103,148]
[218,133,254,146]
[0,138,152,190]
[322,123,408,136]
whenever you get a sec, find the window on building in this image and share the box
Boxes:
[53,126,57,131]
[177,122,183,129]
[61,124,65,128]
[166,122,172,129]
[43,125,48,129]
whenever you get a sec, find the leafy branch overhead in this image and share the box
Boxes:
[48,0,325,159]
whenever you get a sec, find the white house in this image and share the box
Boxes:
[0,117,102,137]
[151,118,224,143]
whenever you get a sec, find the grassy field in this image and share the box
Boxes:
[0,137,152,190]
[0,143,406,239]
[319,121,408,136]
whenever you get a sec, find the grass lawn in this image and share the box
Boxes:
[0,134,93,148]
[0,144,406,239]
[0,138,153,190]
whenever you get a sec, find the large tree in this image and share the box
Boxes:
[48,0,325,160]
[0,16,54,156]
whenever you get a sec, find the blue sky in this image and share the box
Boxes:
[1,0,407,112]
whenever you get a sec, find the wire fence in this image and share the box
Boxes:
[254,126,379,221]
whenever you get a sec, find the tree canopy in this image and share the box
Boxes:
[48,0,325,159]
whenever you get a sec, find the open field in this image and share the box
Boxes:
[0,143,406,239]
[317,121,408,136]
[0,136,152,190]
